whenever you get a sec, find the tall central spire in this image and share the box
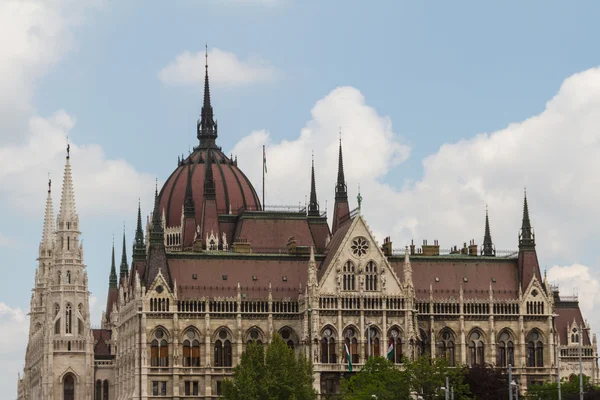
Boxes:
[308,155,319,216]
[197,44,218,148]
[133,200,146,260]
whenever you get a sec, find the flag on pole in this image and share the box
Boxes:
[263,145,267,174]
[344,343,353,372]
[387,338,394,361]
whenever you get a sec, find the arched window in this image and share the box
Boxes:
[418,329,429,358]
[468,330,485,366]
[183,330,201,367]
[78,319,83,335]
[246,328,264,345]
[214,329,232,367]
[388,328,403,364]
[437,330,455,366]
[342,261,356,291]
[497,331,515,367]
[527,331,543,367]
[320,328,336,363]
[64,374,75,400]
[95,380,102,400]
[58,270,62,284]
[66,270,71,284]
[365,327,380,359]
[280,328,295,350]
[103,380,109,400]
[55,318,61,334]
[344,327,359,364]
[150,330,168,367]
[65,304,72,334]
[55,303,60,317]
[365,261,378,291]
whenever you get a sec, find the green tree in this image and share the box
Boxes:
[525,374,598,400]
[341,356,410,400]
[403,355,471,400]
[221,333,317,400]
[464,364,508,400]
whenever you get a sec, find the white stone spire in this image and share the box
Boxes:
[40,178,55,253]
[56,146,79,228]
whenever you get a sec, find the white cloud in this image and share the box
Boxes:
[0,0,100,142]
[159,48,281,87]
[0,303,29,395]
[0,110,156,218]
[0,233,16,247]
[547,264,600,330]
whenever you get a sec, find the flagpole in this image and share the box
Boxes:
[262,145,265,209]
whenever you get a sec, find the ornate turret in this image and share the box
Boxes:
[119,228,128,279]
[332,137,350,233]
[197,45,218,148]
[308,156,319,217]
[40,178,55,255]
[133,200,146,260]
[482,206,495,256]
[56,145,79,236]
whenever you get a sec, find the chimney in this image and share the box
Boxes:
[422,239,440,256]
[410,239,416,255]
[468,239,478,256]
[381,236,392,256]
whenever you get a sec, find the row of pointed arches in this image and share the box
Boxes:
[342,260,379,291]
[149,325,298,368]
[319,325,546,368]
[94,379,109,400]
[53,302,84,335]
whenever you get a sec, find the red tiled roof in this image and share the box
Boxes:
[168,256,308,299]
[390,257,519,300]
[234,215,316,250]
[105,287,118,319]
[555,303,592,345]
[319,219,352,280]
[307,219,331,253]
[93,329,112,358]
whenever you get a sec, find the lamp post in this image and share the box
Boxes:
[366,322,372,359]
[308,307,312,362]
[508,364,513,400]
[510,380,519,400]
[557,342,562,400]
[579,327,584,400]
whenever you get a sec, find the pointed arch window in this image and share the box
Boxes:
[95,380,102,400]
[65,304,72,334]
[214,329,232,367]
[183,330,201,367]
[54,303,60,317]
[103,380,109,400]
[150,330,168,367]
[280,328,295,350]
[388,329,403,364]
[365,327,380,359]
[497,331,514,367]
[320,328,336,363]
[468,331,485,366]
[342,261,356,291]
[55,318,61,334]
[527,331,543,367]
[417,329,430,358]
[66,270,71,284]
[64,374,75,400]
[365,261,378,291]
[437,330,455,366]
[344,327,359,364]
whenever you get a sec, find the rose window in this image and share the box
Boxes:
[351,237,369,257]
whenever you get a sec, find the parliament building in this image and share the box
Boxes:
[17,61,599,399]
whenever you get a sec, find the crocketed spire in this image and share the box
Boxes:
[57,145,78,227]
[150,183,165,245]
[40,178,55,251]
[335,137,347,200]
[482,206,495,256]
[109,240,117,289]
[308,156,319,216]
[119,228,128,279]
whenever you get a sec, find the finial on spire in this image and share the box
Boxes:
[357,184,362,213]
[205,42,208,69]
[48,174,51,193]
[66,143,70,159]
[198,43,217,147]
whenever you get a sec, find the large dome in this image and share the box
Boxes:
[158,148,261,227]
[157,60,261,228]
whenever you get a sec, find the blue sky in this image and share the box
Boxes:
[3,0,600,393]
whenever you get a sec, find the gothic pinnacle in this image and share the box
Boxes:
[336,134,347,199]
[308,154,319,216]
[109,239,117,288]
[57,144,78,227]
[41,177,55,251]
[482,206,494,256]
[120,226,128,279]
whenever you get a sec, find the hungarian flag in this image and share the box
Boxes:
[263,145,267,173]
[344,343,353,372]
[387,338,394,361]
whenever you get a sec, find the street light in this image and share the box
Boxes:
[510,380,519,400]
[366,322,373,359]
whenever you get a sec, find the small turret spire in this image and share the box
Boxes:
[336,132,347,199]
[109,239,117,288]
[519,188,535,249]
[308,154,319,216]
[133,200,146,260]
[120,226,128,279]
[150,181,165,245]
[482,205,495,256]
[197,43,217,148]
[57,145,78,226]
[40,177,55,251]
